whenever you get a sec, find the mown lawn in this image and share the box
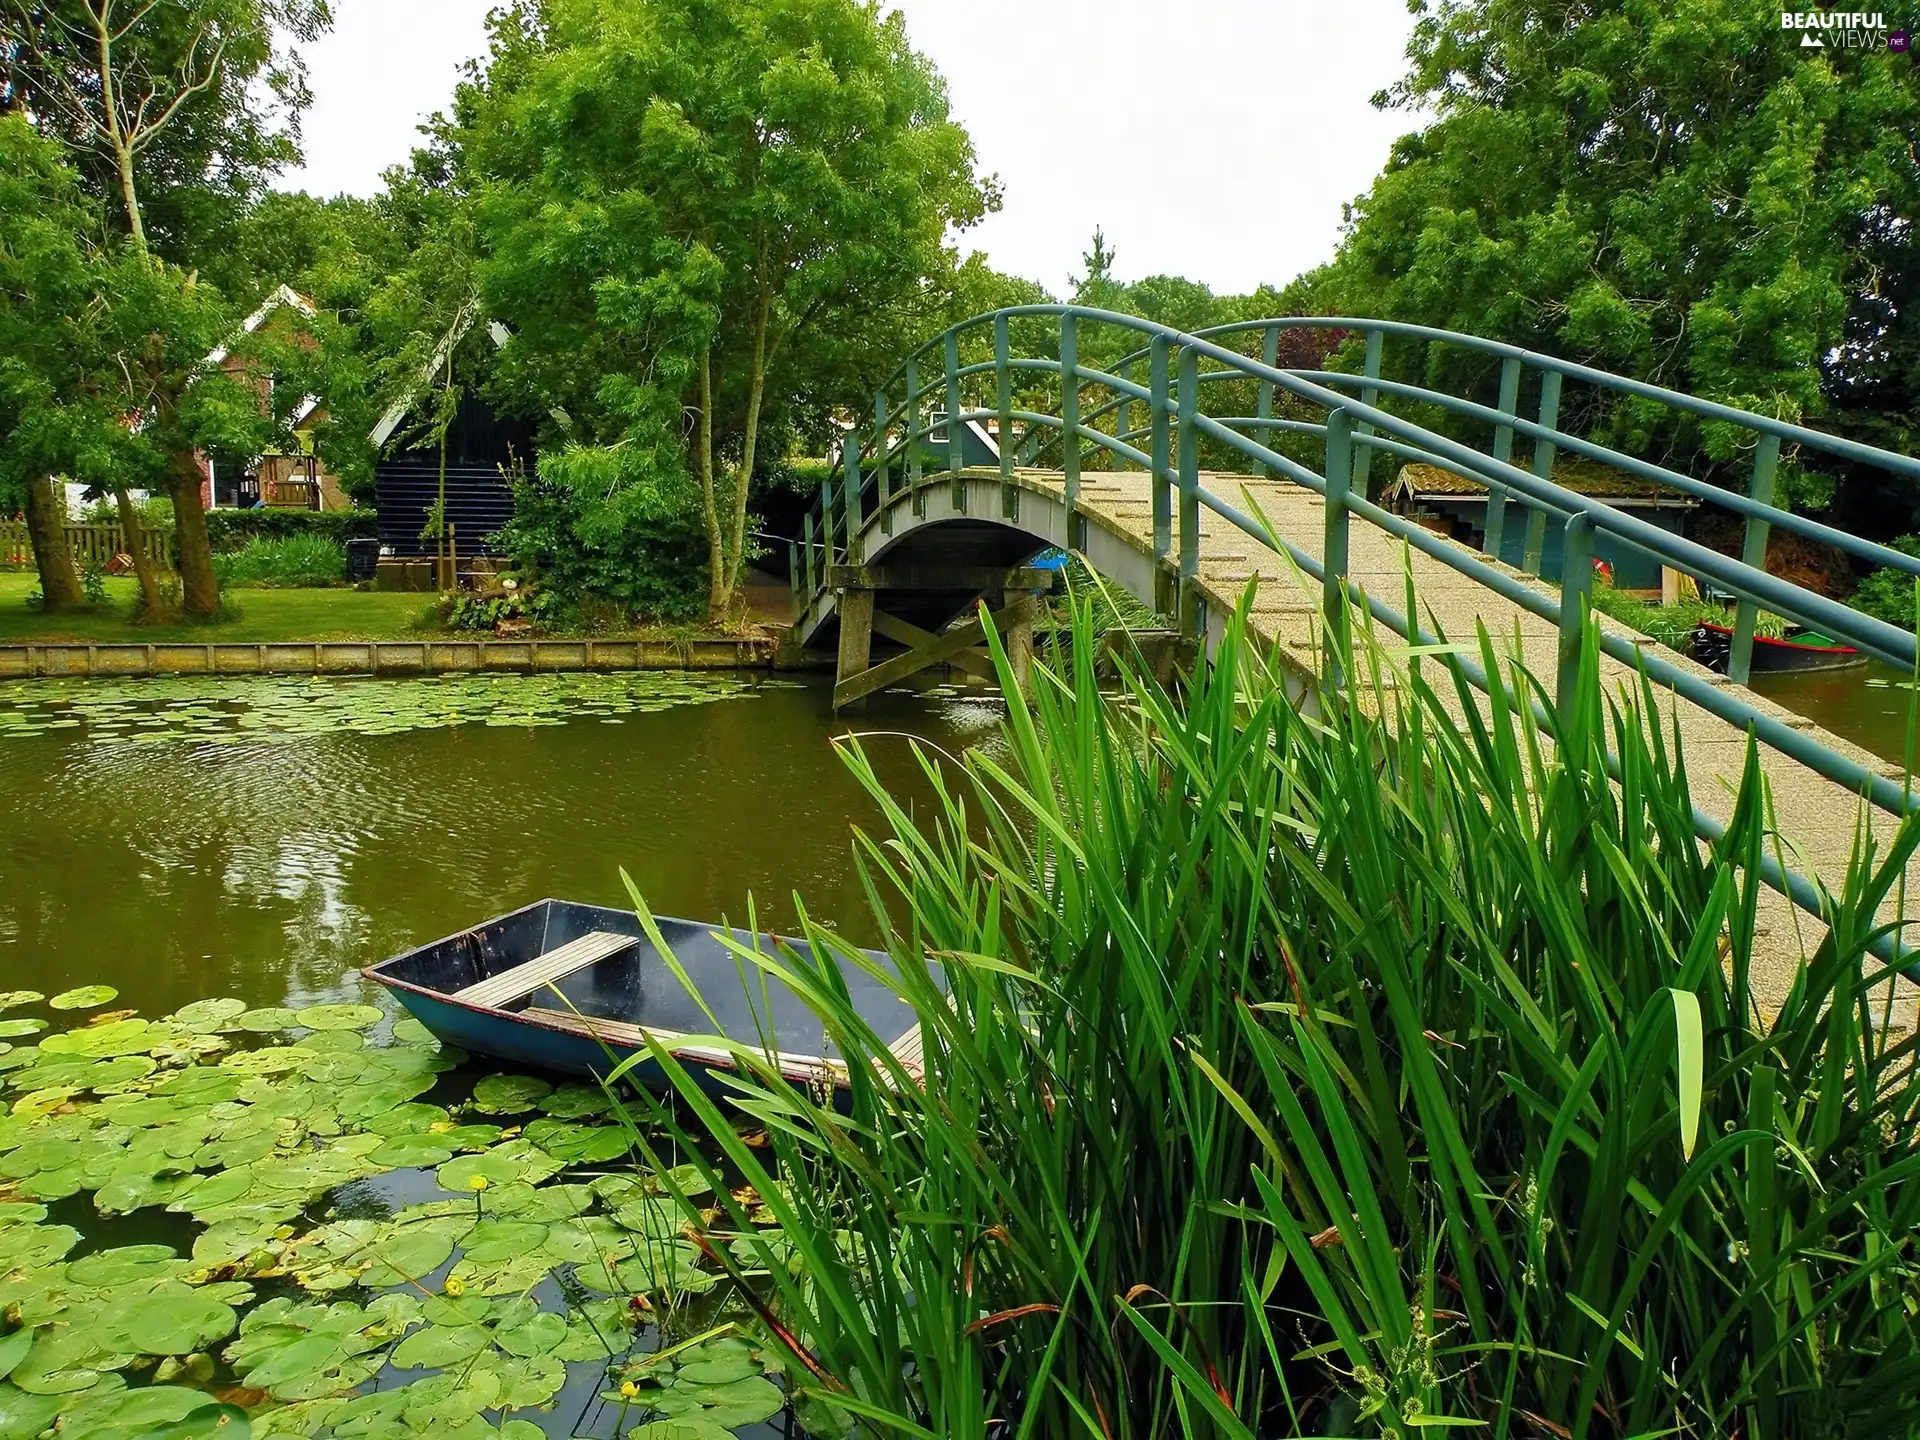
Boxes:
[0,572,433,644]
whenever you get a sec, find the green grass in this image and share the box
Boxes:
[0,572,430,643]
[610,578,1920,1439]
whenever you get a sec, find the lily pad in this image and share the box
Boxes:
[48,986,118,1011]
[626,1422,735,1440]
[168,998,247,1033]
[0,994,40,1014]
[0,1022,43,1040]
[470,1073,552,1114]
[95,1286,238,1355]
[232,1008,298,1032]
[293,1004,383,1032]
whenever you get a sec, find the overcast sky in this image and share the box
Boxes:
[280,0,1425,296]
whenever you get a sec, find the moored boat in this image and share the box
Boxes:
[362,898,923,1094]
[1689,621,1867,675]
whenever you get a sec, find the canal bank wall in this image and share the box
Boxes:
[0,634,835,679]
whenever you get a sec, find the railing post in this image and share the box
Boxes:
[874,389,892,537]
[1060,312,1081,548]
[1728,433,1782,687]
[1177,345,1201,635]
[946,329,965,513]
[1522,369,1561,575]
[789,539,802,620]
[1150,335,1172,562]
[819,476,835,564]
[1353,328,1383,501]
[1558,511,1595,717]
[843,436,863,563]
[1486,356,1521,563]
[803,508,818,600]
[1323,407,1354,679]
[1115,361,1133,470]
[995,313,1014,517]
[1254,325,1278,478]
[905,356,925,517]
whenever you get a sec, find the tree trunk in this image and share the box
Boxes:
[112,486,163,614]
[717,292,773,628]
[166,450,220,618]
[23,475,83,610]
[698,348,728,626]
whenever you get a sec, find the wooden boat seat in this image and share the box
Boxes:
[454,930,637,1009]
[520,1005,926,1083]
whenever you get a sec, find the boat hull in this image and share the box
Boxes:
[1690,622,1866,675]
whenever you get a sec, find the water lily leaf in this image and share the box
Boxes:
[96,1285,238,1354]
[48,986,117,1011]
[435,1140,563,1194]
[58,1383,213,1434]
[232,1008,297,1032]
[538,1083,614,1118]
[69,1244,187,1288]
[0,1204,44,1226]
[127,1400,251,1440]
[0,1382,63,1439]
[291,1028,363,1053]
[625,1421,734,1440]
[292,1004,382,1032]
[390,1321,489,1370]
[169,999,248,1033]
[676,1354,763,1386]
[482,1351,567,1408]
[390,1017,439,1048]
[10,1087,79,1117]
[665,1375,785,1427]
[355,1225,459,1288]
[361,1103,448,1136]
[368,1135,455,1170]
[0,995,42,1014]
[493,1309,567,1358]
[431,1123,501,1149]
[222,1048,305,1075]
[0,1331,31,1382]
[0,1022,42,1040]
[470,1073,552,1114]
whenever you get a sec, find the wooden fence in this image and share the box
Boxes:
[0,521,172,573]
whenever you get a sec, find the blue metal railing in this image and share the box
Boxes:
[790,305,1920,965]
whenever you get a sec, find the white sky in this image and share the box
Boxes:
[280,0,1425,295]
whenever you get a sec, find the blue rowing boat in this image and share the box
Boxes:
[362,898,923,1094]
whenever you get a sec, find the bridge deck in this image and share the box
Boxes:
[964,467,1913,1017]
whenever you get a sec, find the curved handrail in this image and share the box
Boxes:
[789,303,1920,970]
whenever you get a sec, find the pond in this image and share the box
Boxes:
[0,670,1007,1440]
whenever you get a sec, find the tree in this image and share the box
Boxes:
[457,0,994,624]
[1324,1,1920,514]
[1,0,331,614]
[0,115,303,615]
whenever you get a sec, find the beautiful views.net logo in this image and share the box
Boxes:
[1779,10,1910,48]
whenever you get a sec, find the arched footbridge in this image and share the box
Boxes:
[786,305,1920,1013]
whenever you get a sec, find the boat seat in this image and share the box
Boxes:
[521,1004,927,1084]
[454,930,637,1009]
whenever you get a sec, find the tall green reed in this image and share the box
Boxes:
[612,581,1920,1439]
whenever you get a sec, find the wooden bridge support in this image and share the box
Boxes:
[830,565,1049,712]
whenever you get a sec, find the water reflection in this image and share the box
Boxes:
[0,674,1005,1016]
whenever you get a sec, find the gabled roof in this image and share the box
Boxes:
[205,284,317,368]
[1391,461,1697,506]
[369,306,512,449]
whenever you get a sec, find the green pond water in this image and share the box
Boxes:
[0,670,1007,1440]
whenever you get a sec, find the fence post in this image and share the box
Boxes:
[1486,356,1522,563]
[946,330,965,512]
[1150,335,1172,562]
[1177,345,1201,635]
[1115,360,1133,470]
[789,539,801,619]
[1557,511,1595,716]
[874,389,892,537]
[1254,325,1279,479]
[1522,369,1562,575]
[820,475,836,566]
[1324,407,1354,680]
[844,434,864,563]
[1728,433,1782,687]
[905,357,923,515]
[995,313,1014,518]
[1353,328,1383,501]
[1060,312,1081,548]
[802,510,818,601]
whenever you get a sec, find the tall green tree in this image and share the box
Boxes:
[457,0,993,623]
[1325,1,1919,512]
[1,0,330,613]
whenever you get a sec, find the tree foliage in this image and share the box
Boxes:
[445,0,995,623]
[1320,1,1919,516]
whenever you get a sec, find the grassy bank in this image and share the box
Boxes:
[620,590,1920,1438]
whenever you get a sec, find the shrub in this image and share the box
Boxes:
[620,586,1920,1439]
[1849,535,1920,632]
[212,534,347,588]
[203,508,375,554]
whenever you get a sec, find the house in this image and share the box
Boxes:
[198,285,354,512]
[1385,460,1698,592]
[369,315,536,572]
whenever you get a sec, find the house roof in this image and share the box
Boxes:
[205,284,317,368]
[369,306,513,449]
[1390,460,1697,506]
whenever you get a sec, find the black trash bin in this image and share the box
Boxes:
[345,538,380,584]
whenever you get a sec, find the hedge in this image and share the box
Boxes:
[203,509,377,553]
